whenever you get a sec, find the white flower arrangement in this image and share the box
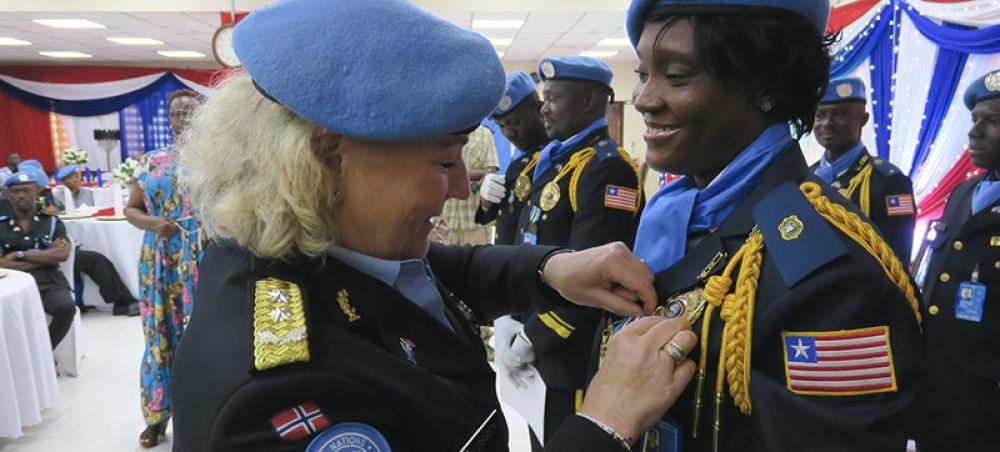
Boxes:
[61,147,90,166]
[111,158,141,187]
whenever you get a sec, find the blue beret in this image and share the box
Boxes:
[2,171,37,189]
[821,78,867,104]
[537,56,614,89]
[494,72,538,117]
[56,164,80,182]
[233,0,505,141]
[964,69,1000,110]
[17,160,41,171]
[626,0,830,48]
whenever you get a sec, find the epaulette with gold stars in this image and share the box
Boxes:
[253,278,310,371]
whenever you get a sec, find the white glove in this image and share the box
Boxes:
[479,173,506,205]
[495,316,536,388]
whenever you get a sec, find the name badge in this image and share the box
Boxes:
[955,281,987,322]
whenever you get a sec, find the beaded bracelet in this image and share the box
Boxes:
[576,413,632,451]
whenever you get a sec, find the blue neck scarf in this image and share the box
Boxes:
[815,143,866,184]
[634,124,794,273]
[972,174,1000,215]
[533,117,608,181]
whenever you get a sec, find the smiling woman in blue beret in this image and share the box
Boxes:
[614,0,924,451]
[170,0,698,451]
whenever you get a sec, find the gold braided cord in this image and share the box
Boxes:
[799,182,923,328]
[690,232,762,444]
[721,232,762,415]
[842,164,874,217]
[518,151,541,181]
[564,148,597,212]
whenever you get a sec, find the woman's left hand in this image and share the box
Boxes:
[540,242,657,317]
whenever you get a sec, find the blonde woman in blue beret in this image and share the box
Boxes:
[171,0,698,451]
[616,0,924,450]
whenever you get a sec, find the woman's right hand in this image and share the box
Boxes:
[579,316,698,443]
[154,218,179,240]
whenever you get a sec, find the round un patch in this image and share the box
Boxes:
[307,422,391,452]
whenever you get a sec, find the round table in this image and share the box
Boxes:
[0,269,58,439]
[62,218,144,307]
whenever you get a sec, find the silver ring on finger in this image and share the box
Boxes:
[661,340,688,365]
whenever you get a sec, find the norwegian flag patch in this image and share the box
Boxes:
[270,401,331,442]
[782,326,897,396]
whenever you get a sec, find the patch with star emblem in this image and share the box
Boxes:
[253,278,310,371]
[781,326,896,396]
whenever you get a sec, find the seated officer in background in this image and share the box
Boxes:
[52,165,95,211]
[18,160,57,215]
[812,78,916,262]
[509,55,643,450]
[172,0,696,450]
[477,71,551,246]
[914,69,1000,452]
[51,164,138,316]
[0,172,75,348]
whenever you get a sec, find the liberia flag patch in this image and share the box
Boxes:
[604,185,637,212]
[885,194,915,216]
[270,401,331,442]
[782,326,897,396]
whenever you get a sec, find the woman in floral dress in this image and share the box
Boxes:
[123,89,203,448]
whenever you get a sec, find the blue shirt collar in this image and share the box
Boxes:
[816,142,866,183]
[326,244,421,287]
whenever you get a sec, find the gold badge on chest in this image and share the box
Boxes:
[655,286,708,324]
[539,181,561,211]
[514,174,532,202]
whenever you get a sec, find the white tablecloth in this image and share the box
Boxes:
[63,218,144,307]
[0,270,58,439]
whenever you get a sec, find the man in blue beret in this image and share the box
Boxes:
[476,71,550,246]
[509,55,643,450]
[914,69,1000,452]
[17,160,58,215]
[0,172,75,349]
[53,165,95,211]
[811,77,916,262]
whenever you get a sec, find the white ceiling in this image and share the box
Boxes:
[0,9,635,68]
[0,0,859,68]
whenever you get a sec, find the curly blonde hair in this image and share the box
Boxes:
[178,73,337,260]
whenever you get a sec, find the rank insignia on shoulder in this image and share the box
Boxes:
[885,194,915,217]
[271,401,331,443]
[604,185,638,213]
[337,289,360,322]
[307,422,391,452]
[778,215,804,241]
[781,326,897,396]
[254,278,309,371]
[399,337,417,365]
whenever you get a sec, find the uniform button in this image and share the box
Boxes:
[928,305,939,316]
[541,214,547,221]
[953,241,963,251]
[995,261,1000,270]
[939,273,951,283]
